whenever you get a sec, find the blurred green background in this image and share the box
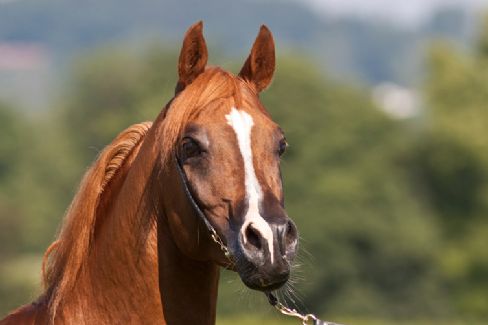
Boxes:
[1,0,488,324]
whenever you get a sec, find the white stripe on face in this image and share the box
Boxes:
[225,107,274,264]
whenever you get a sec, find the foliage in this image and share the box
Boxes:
[408,17,488,318]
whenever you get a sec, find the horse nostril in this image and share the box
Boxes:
[245,224,262,250]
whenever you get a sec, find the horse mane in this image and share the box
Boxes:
[42,121,152,318]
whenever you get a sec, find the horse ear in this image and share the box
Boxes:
[238,25,275,93]
[176,21,208,93]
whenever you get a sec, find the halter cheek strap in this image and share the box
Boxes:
[174,156,231,258]
[174,155,343,325]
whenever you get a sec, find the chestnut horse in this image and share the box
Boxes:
[1,22,298,324]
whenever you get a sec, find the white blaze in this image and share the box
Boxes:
[225,107,274,264]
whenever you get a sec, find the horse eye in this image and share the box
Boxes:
[278,138,288,157]
[181,138,202,160]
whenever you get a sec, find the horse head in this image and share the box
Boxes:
[155,22,299,292]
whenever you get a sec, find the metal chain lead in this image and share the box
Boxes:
[209,227,231,259]
[267,292,343,325]
[273,301,318,325]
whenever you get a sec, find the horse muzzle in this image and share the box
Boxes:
[235,218,298,291]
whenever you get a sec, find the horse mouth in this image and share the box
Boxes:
[242,275,289,291]
[234,255,291,292]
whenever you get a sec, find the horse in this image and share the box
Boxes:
[1,21,299,324]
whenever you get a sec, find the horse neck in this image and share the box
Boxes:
[156,206,221,325]
[58,132,163,324]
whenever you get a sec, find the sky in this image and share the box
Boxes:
[295,0,488,27]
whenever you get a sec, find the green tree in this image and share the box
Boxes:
[413,14,488,318]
